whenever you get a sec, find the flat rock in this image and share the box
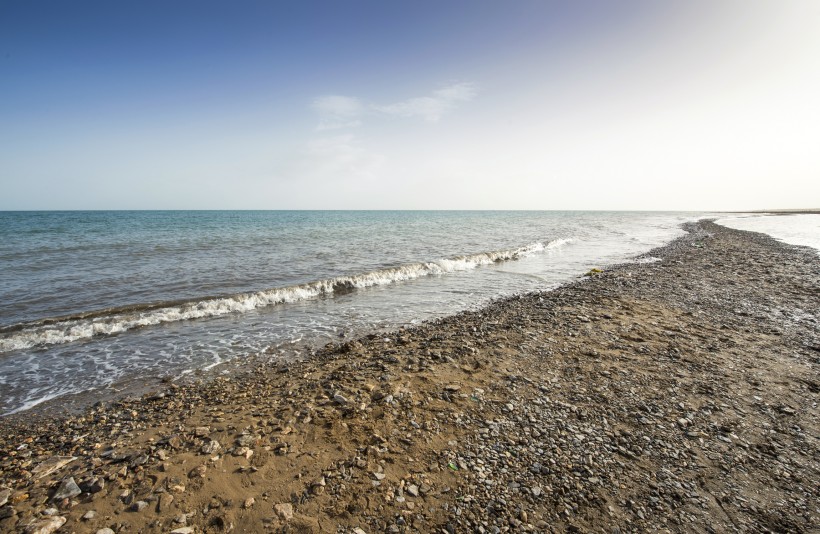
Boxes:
[24,516,66,534]
[51,477,81,502]
[32,457,76,480]
[158,493,175,512]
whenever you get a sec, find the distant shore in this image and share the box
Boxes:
[0,220,817,533]
[722,208,820,215]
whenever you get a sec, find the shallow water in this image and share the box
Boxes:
[0,211,701,414]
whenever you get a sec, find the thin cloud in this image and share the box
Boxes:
[373,82,478,122]
[311,83,478,130]
[312,95,363,130]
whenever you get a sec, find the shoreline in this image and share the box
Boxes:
[0,220,817,533]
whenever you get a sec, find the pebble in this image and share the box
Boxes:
[200,440,220,455]
[188,465,207,478]
[274,503,294,521]
[130,500,149,512]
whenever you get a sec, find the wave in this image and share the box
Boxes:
[0,239,571,352]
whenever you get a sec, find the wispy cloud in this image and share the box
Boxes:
[312,95,363,130]
[311,83,477,130]
[373,83,478,122]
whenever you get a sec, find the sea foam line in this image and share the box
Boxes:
[0,239,571,352]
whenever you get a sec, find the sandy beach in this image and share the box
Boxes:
[0,219,817,533]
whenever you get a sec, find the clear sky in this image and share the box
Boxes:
[1,0,818,210]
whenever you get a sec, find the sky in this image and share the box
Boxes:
[1,0,818,210]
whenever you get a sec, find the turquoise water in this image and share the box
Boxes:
[0,211,698,413]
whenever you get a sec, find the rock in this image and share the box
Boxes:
[41,508,59,516]
[353,529,367,534]
[274,503,294,521]
[235,434,258,447]
[0,488,9,507]
[81,477,105,494]
[158,493,175,512]
[31,457,77,480]
[243,497,255,509]
[310,477,326,495]
[0,506,15,520]
[189,465,207,478]
[444,384,461,392]
[333,393,349,405]
[194,426,210,437]
[51,477,81,502]
[90,477,105,493]
[531,486,542,497]
[170,528,195,534]
[130,454,149,467]
[406,484,419,497]
[82,510,96,520]
[201,440,220,455]
[24,516,66,534]
[130,500,149,512]
[96,529,115,534]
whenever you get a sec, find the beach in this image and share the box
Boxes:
[0,219,817,533]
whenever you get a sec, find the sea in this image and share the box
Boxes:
[0,210,706,415]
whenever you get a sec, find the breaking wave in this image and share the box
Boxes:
[0,239,571,352]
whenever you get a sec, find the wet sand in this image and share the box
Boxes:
[0,220,817,533]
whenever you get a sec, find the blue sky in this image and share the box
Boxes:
[1,1,818,209]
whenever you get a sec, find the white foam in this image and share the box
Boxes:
[3,389,72,416]
[0,238,571,353]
